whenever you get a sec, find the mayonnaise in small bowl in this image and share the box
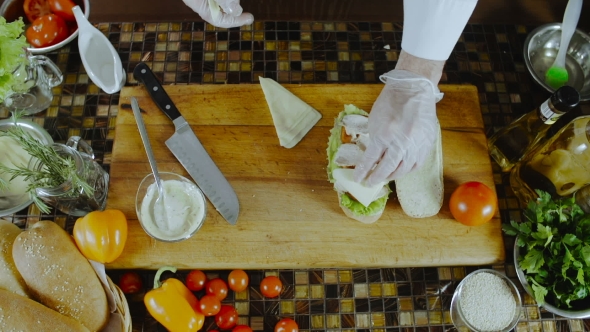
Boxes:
[135,172,207,242]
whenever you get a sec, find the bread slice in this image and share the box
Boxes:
[0,289,89,332]
[0,220,30,297]
[327,105,391,223]
[12,221,109,331]
[395,121,444,218]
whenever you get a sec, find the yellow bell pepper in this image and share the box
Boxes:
[144,266,204,332]
[73,209,128,263]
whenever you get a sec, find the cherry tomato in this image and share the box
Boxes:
[199,294,221,316]
[23,0,51,22]
[449,181,497,226]
[206,278,229,301]
[275,318,299,332]
[118,271,143,294]
[48,0,76,21]
[233,325,253,332]
[260,276,282,298]
[186,270,207,291]
[228,269,249,292]
[26,14,69,48]
[215,305,238,330]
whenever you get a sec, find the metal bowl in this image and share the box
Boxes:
[0,118,53,216]
[524,23,590,100]
[514,239,590,318]
[450,269,521,332]
[0,0,90,54]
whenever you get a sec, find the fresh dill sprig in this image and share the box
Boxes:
[0,112,94,214]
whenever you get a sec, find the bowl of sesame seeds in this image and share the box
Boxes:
[450,269,521,332]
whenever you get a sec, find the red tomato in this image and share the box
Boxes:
[206,278,229,301]
[118,271,143,294]
[199,294,221,316]
[260,276,282,298]
[48,0,76,21]
[23,0,51,22]
[26,14,69,48]
[449,181,497,226]
[275,318,299,332]
[233,325,253,332]
[228,269,249,292]
[186,270,207,291]
[215,305,238,330]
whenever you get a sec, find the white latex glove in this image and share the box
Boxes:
[353,69,443,186]
[182,0,254,28]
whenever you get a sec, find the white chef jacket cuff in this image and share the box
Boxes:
[401,0,478,61]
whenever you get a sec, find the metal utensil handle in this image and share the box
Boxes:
[131,97,163,190]
[132,62,182,122]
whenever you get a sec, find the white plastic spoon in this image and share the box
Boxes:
[72,6,126,94]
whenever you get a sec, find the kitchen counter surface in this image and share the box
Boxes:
[2,20,590,331]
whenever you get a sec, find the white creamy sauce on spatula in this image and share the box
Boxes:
[140,179,205,241]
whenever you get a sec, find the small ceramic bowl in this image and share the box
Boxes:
[514,239,590,318]
[0,118,53,216]
[524,23,590,100]
[135,172,207,242]
[450,269,521,332]
[0,0,90,54]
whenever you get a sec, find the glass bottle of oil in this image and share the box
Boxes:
[488,86,580,172]
[510,114,590,204]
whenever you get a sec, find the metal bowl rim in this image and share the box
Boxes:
[0,0,90,54]
[450,268,522,332]
[0,118,54,217]
[523,23,590,101]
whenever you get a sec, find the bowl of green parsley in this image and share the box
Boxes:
[505,190,590,318]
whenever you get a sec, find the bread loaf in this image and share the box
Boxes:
[12,221,109,331]
[0,220,30,297]
[0,289,89,332]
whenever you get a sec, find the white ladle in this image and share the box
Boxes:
[73,6,126,94]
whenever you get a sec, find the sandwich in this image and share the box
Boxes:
[327,104,391,223]
[327,104,444,223]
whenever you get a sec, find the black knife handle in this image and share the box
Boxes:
[133,62,182,121]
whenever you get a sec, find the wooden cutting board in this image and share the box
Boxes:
[107,83,505,270]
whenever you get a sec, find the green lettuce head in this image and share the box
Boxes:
[0,17,29,103]
[326,104,391,217]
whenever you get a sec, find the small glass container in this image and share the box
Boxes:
[450,269,521,332]
[2,53,63,115]
[135,172,207,242]
[31,136,109,216]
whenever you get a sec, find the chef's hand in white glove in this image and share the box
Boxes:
[353,69,442,186]
[183,0,254,28]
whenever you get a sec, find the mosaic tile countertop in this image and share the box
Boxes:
[2,21,590,331]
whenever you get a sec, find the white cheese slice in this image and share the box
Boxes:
[332,168,388,207]
[259,77,322,148]
[208,0,221,22]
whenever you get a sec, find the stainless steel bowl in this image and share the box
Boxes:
[0,0,90,54]
[0,118,53,216]
[514,239,590,318]
[450,269,521,332]
[524,23,590,100]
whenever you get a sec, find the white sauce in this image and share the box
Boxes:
[139,179,206,241]
[0,136,32,209]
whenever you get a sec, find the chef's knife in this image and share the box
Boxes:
[132,62,239,225]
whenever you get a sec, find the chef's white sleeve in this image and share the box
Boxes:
[401,0,478,61]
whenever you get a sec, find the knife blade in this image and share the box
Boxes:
[132,62,239,225]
